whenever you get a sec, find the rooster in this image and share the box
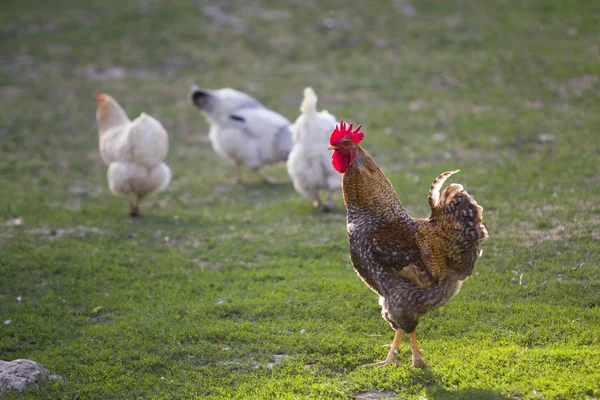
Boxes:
[189,85,293,184]
[95,93,171,217]
[329,121,488,367]
[287,87,340,211]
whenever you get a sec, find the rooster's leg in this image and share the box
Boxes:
[366,330,404,367]
[408,331,428,368]
[128,194,140,218]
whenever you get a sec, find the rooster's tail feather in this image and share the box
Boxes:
[429,170,488,243]
[428,169,459,209]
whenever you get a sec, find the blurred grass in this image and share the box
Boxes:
[1,0,599,399]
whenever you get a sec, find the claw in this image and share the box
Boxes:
[412,357,429,368]
[364,354,397,368]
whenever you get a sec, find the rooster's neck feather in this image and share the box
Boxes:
[342,146,409,221]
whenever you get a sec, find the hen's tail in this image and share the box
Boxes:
[127,113,169,167]
[299,87,318,115]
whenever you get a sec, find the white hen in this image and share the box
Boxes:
[287,87,340,211]
[189,85,292,183]
[95,93,171,217]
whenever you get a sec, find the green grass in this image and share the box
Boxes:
[1,0,599,398]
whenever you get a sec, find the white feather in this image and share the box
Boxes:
[193,87,292,172]
[287,87,340,207]
[96,94,171,202]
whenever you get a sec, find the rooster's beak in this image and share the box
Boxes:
[328,145,337,150]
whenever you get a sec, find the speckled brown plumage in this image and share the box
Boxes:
[340,145,488,367]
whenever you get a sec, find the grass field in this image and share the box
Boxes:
[1,0,599,398]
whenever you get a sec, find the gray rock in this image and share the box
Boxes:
[0,359,54,393]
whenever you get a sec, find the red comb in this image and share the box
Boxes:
[95,93,104,102]
[330,120,364,145]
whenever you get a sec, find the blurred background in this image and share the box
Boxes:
[1,0,598,206]
[1,0,599,398]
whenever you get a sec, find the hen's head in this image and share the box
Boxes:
[328,121,364,173]
[95,93,129,134]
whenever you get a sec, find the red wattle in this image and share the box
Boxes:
[332,150,349,173]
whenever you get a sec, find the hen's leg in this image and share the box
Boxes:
[298,187,324,210]
[409,331,428,368]
[311,192,323,210]
[128,194,140,217]
[366,330,404,367]
[320,190,334,212]
[234,163,244,184]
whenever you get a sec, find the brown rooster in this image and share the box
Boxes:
[328,121,488,367]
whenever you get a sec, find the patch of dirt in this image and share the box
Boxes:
[498,202,600,247]
[520,225,566,247]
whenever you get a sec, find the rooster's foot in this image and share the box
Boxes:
[411,357,428,368]
[365,354,397,368]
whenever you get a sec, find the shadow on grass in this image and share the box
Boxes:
[401,368,506,400]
